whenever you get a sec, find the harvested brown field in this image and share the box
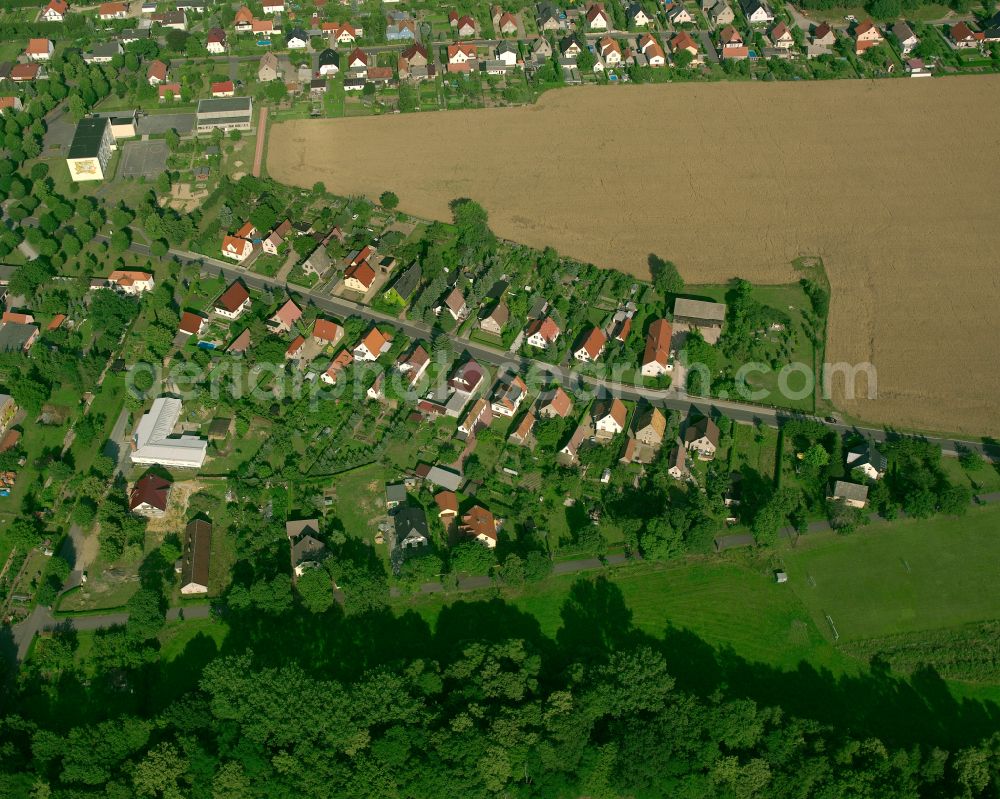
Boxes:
[267,79,1000,436]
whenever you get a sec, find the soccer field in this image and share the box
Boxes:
[782,504,1000,643]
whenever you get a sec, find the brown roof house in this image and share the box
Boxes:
[480,301,509,336]
[129,473,171,517]
[537,387,573,419]
[633,406,666,447]
[573,327,607,363]
[268,298,302,333]
[214,281,251,320]
[180,519,212,594]
[684,416,720,460]
[593,397,627,439]
[460,505,499,549]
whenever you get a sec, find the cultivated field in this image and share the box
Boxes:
[267,79,1000,436]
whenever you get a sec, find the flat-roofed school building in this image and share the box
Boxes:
[196,97,253,133]
[66,117,116,181]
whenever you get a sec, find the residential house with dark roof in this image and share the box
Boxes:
[684,416,720,459]
[180,519,212,594]
[394,504,430,550]
[129,473,171,517]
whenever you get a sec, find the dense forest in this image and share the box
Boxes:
[2,575,1000,798]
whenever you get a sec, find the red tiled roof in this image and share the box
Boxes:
[345,261,376,289]
[26,38,51,55]
[286,335,305,356]
[461,505,497,542]
[129,473,171,512]
[312,318,342,342]
[147,59,167,81]
[211,80,235,94]
[576,327,607,359]
[217,281,250,312]
[11,64,39,80]
[179,311,204,335]
[271,298,302,327]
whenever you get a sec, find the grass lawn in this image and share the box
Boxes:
[782,503,1000,643]
[691,281,818,412]
[410,557,855,674]
[322,462,388,541]
[728,421,780,481]
[158,616,229,661]
[940,456,1000,494]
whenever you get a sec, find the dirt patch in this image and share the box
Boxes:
[267,79,1000,436]
[165,183,209,213]
[146,479,206,535]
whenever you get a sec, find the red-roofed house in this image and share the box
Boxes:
[447,43,477,71]
[215,281,251,319]
[594,398,627,438]
[285,335,305,360]
[443,287,468,320]
[26,38,53,61]
[460,505,498,548]
[585,3,610,29]
[321,349,353,384]
[324,21,357,43]
[207,27,227,53]
[348,47,368,69]
[573,327,607,362]
[950,21,984,48]
[598,36,622,65]
[11,63,41,82]
[211,80,235,97]
[312,318,343,346]
[526,316,560,349]
[129,473,171,517]
[41,0,68,22]
[457,15,477,36]
[344,261,376,293]
[770,20,794,49]
[353,327,391,361]
[105,270,155,294]
[179,311,207,337]
[268,299,302,333]
[221,235,253,262]
[537,387,573,419]
[671,31,700,59]
[98,2,127,20]
[641,319,673,377]
[158,83,181,101]
[2,312,34,325]
[638,33,665,66]
[147,59,167,85]
[854,20,883,54]
[0,97,23,113]
[234,5,253,31]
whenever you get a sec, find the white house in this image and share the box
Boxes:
[353,327,391,361]
[214,282,251,320]
[846,444,887,481]
[262,0,284,12]
[41,0,68,22]
[221,235,253,262]
[130,398,208,469]
[594,398,627,438]
[526,317,560,349]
